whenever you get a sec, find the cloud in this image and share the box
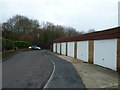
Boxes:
[0,0,119,31]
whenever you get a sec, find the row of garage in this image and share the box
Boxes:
[53,27,120,71]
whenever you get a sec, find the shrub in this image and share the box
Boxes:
[5,39,14,49]
[0,37,2,51]
[2,38,5,50]
[2,38,14,51]
[14,41,32,48]
[1,38,32,51]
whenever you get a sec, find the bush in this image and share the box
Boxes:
[2,38,6,51]
[14,41,32,48]
[5,39,14,49]
[2,38,14,51]
[0,37,2,51]
[1,38,32,51]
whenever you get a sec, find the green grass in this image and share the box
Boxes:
[2,50,16,59]
[1,48,32,60]
[17,48,32,51]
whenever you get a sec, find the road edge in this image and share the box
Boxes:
[2,51,18,61]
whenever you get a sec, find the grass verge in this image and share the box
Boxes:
[1,48,32,60]
[2,50,16,59]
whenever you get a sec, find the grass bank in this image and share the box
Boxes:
[1,48,32,60]
[2,50,16,59]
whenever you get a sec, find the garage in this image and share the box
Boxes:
[57,43,60,54]
[53,27,119,71]
[61,42,66,55]
[53,43,56,52]
[77,41,88,62]
[68,42,74,58]
[94,39,117,70]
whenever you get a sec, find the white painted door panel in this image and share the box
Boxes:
[57,43,60,54]
[77,41,88,62]
[61,43,66,55]
[94,39,117,70]
[68,42,74,57]
[53,43,56,52]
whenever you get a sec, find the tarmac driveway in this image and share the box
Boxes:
[2,50,53,88]
[43,52,86,88]
[3,50,86,89]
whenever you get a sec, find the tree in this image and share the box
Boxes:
[2,15,40,40]
[2,15,82,49]
[0,24,2,37]
[20,34,33,42]
[87,29,95,33]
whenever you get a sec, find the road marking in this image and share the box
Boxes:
[43,54,55,89]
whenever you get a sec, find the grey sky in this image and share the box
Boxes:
[0,0,119,32]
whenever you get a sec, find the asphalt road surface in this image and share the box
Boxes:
[3,50,86,89]
[43,52,86,88]
[2,50,53,88]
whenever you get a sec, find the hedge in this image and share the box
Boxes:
[2,38,14,50]
[1,38,32,51]
[0,37,2,51]
[14,41,32,48]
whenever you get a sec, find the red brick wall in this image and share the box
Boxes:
[74,42,77,59]
[88,40,94,64]
[117,38,120,71]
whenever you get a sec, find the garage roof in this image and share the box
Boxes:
[53,27,120,43]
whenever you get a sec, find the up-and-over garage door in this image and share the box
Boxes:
[61,42,66,55]
[57,43,60,54]
[53,43,56,52]
[77,41,88,62]
[94,39,117,70]
[68,42,74,58]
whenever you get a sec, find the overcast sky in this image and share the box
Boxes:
[0,0,119,32]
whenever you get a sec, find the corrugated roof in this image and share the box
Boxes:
[53,27,120,43]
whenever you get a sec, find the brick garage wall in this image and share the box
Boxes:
[52,43,55,52]
[88,40,94,64]
[74,42,77,59]
[60,43,62,54]
[66,42,68,56]
[117,38,120,71]
[56,43,57,53]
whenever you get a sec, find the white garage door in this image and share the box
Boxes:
[61,42,66,55]
[94,39,117,70]
[68,42,74,57]
[77,41,88,62]
[53,43,56,52]
[57,43,60,54]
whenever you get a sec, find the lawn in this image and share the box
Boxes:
[1,48,32,60]
[2,50,16,59]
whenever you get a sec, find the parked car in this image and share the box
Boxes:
[29,45,41,50]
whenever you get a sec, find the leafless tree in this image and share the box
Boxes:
[87,29,95,33]
[2,15,82,49]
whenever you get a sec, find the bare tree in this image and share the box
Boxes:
[2,15,82,49]
[0,23,2,37]
[87,29,95,33]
